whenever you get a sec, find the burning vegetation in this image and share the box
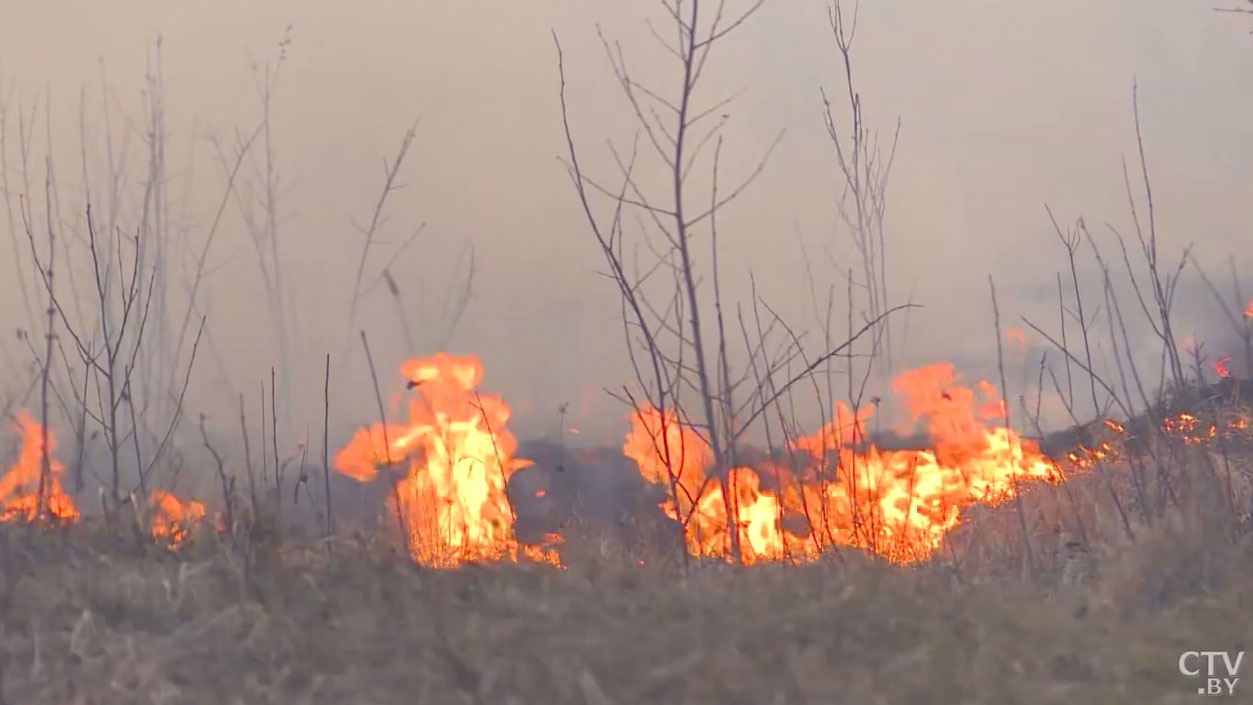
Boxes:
[327,357,1091,568]
[0,411,79,524]
[334,353,562,568]
[0,412,213,545]
[5,353,1250,571]
[625,363,1063,564]
[149,490,209,548]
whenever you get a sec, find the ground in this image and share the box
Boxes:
[1,510,1250,705]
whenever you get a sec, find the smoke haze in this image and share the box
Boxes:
[2,0,1251,451]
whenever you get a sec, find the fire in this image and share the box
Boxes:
[624,363,1063,564]
[335,353,560,568]
[150,490,207,548]
[1245,300,1253,319]
[0,411,79,523]
[1162,411,1250,446]
[1065,419,1127,469]
[1216,357,1232,379]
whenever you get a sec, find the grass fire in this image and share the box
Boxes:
[323,357,1069,568]
[624,363,1064,564]
[0,411,78,524]
[333,353,562,567]
[1,1,1252,703]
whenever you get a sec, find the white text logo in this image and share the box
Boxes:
[1179,651,1244,696]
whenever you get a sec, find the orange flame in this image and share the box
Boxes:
[1160,411,1251,446]
[0,411,79,523]
[1245,300,1253,319]
[150,490,207,547]
[624,363,1063,564]
[335,354,560,568]
[1216,356,1232,379]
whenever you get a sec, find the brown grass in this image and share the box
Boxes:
[1,465,1251,705]
[1,397,1249,705]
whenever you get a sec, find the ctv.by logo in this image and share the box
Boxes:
[1179,651,1245,696]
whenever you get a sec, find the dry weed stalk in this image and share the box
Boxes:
[992,80,1253,585]
[823,0,903,372]
[556,0,911,564]
[359,330,413,559]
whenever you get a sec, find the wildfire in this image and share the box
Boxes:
[1163,411,1250,446]
[1066,406,1251,462]
[150,490,207,548]
[624,363,1064,564]
[335,353,561,568]
[1064,419,1125,468]
[0,411,79,523]
[1245,300,1253,319]
[1,410,219,547]
[1216,357,1232,379]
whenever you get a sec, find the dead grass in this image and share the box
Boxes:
[0,396,1248,704]
[0,502,1250,705]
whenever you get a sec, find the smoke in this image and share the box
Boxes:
[0,0,1250,461]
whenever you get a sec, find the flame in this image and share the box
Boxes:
[623,363,1063,564]
[150,490,207,547]
[1216,356,1232,379]
[1245,300,1253,319]
[1161,411,1250,446]
[1067,407,1251,462]
[1063,419,1127,469]
[335,354,560,568]
[0,411,79,523]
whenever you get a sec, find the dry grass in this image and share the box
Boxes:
[1,390,1249,705]
[0,486,1250,705]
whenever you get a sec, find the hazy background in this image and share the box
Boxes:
[1,0,1251,453]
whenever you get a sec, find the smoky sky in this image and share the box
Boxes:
[1,0,1251,450]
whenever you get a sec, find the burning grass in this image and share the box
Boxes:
[318,356,1079,569]
[2,360,1248,703]
[0,416,221,548]
[333,353,562,568]
[624,363,1065,565]
[0,7,1247,699]
[0,411,79,524]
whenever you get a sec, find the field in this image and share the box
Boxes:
[2,390,1252,703]
[1,488,1251,704]
[3,1,1253,703]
